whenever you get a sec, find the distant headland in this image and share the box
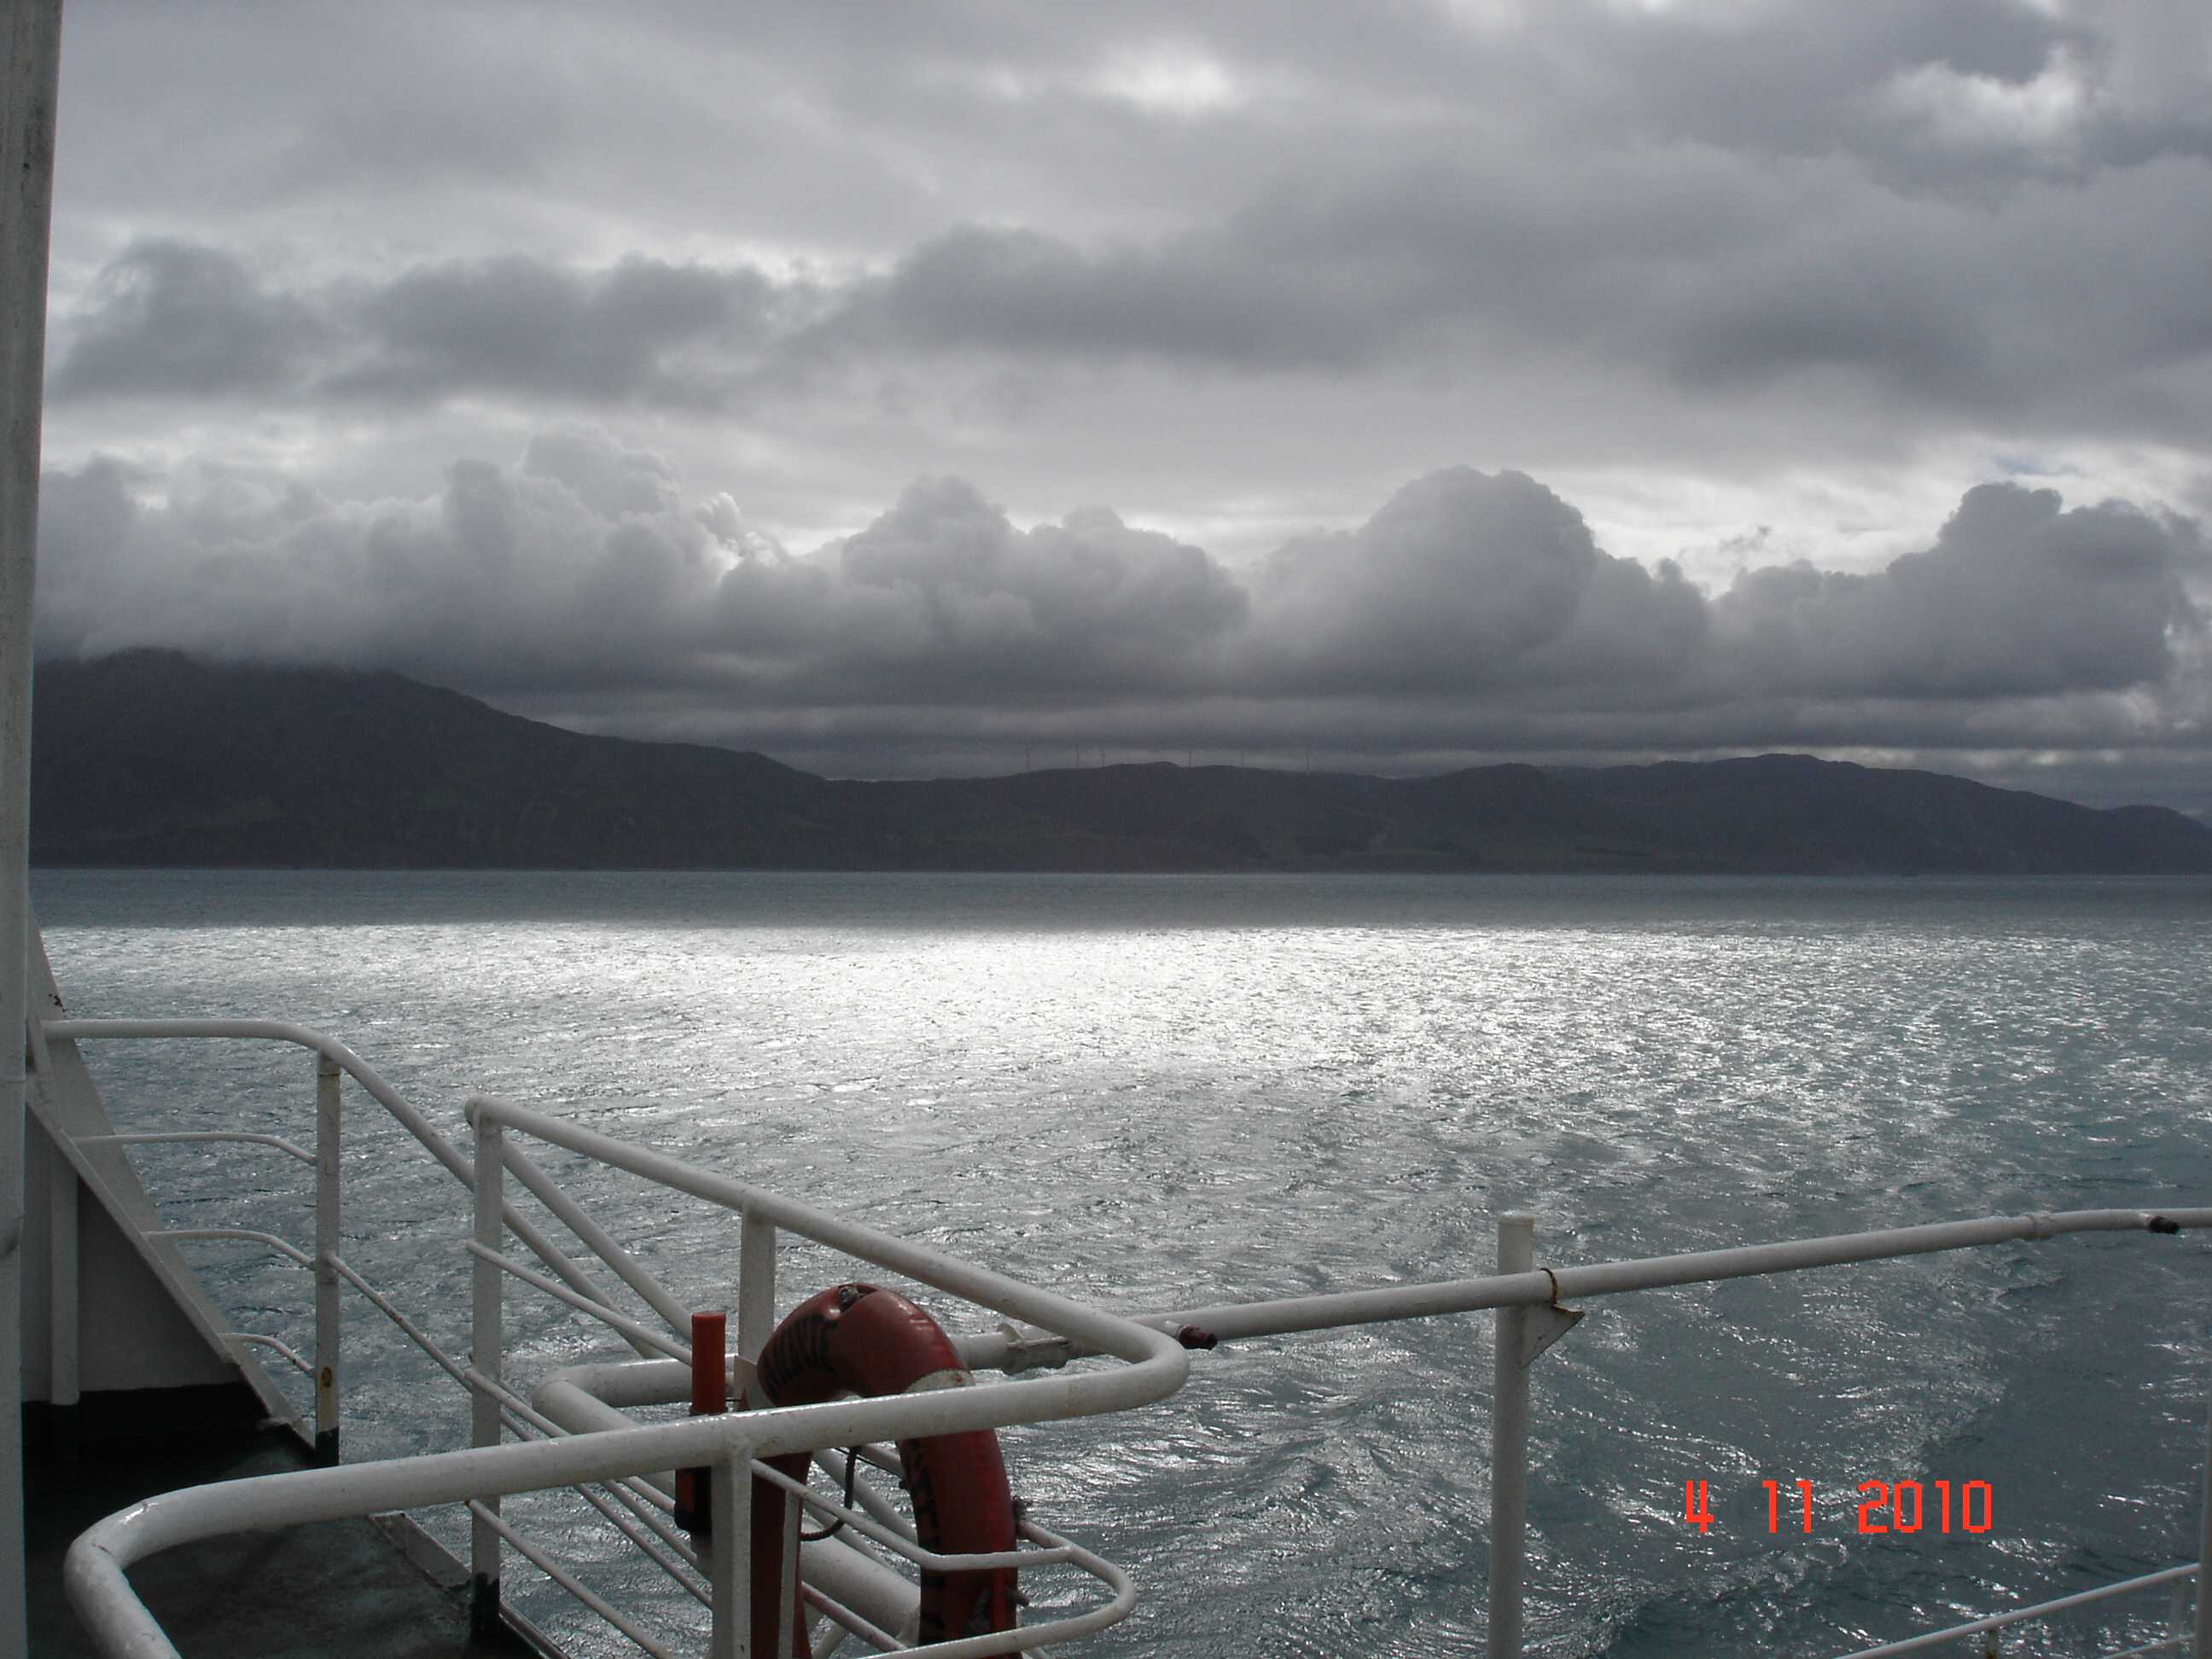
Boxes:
[30,651,2212,875]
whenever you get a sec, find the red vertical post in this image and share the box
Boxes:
[692,1311,729,1416]
[675,1311,726,1534]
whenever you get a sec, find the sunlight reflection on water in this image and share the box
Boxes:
[31,870,2212,1656]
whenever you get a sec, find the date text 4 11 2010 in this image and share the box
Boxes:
[1680,1479,1994,1535]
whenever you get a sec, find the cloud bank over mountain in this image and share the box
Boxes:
[34,2,2212,811]
[37,434,2209,809]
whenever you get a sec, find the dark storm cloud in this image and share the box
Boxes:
[1235,469,2202,719]
[333,255,799,406]
[51,131,2212,440]
[1712,484,2204,698]
[49,242,328,399]
[31,433,1252,701]
[36,432,727,684]
[686,476,1254,700]
[858,224,1385,372]
[1243,469,1708,693]
[46,0,2212,448]
[34,441,2208,789]
[1520,0,2078,170]
[824,476,1247,690]
[48,243,824,411]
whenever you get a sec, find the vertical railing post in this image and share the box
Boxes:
[46,1126,78,1417]
[777,1485,800,1659]
[313,1052,341,1463]
[470,1109,505,1639]
[0,9,64,1654]
[2194,1387,2212,1659]
[738,1208,777,1406]
[736,1208,785,1653]
[1487,1210,1536,1659]
[709,1447,754,1659]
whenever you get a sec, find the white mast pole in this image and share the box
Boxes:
[1,4,62,1655]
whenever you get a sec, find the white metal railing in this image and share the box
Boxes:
[41,1016,1189,1656]
[464,1093,1190,1656]
[1837,1563,2198,1656]
[61,1090,1191,1658]
[978,1203,2212,1659]
[45,1014,2212,1658]
[41,1018,856,1650]
[507,1196,2212,1657]
[44,1017,680,1458]
[44,1016,796,1650]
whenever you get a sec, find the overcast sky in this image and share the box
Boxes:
[33,1,2212,812]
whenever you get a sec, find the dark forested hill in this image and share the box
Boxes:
[32,652,833,868]
[30,652,2212,873]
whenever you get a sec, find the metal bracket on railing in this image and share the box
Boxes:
[1521,1303,1583,1368]
[992,1322,1074,1374]
[1521,1270,1584,1367]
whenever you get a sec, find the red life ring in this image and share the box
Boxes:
[756,1282,1019,1648]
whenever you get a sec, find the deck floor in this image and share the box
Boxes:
[27,1421,539,1658]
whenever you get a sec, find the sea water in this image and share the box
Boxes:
[28,869,2212,1657]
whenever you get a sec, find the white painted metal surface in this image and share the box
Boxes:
[315,1053,341,1458]
[1485,1211,1534,1659]
[471,1113,506,1633]
[42,1124,73,1412]
[0,9,61,1656]
[2200,1392,2212,1657]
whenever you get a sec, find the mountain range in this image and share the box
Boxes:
[29,651,2212,874]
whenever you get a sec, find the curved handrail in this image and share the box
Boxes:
[66,1306,1187,1659]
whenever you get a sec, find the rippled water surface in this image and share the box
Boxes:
[30,870,2212,1656]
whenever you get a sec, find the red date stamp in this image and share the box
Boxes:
[1682,1478,1994,1535]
